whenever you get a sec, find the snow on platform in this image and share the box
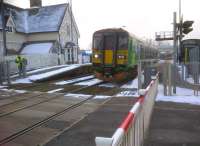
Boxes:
[156,85,200,105]
[121,77,138,89]
[12,64,90,84]
[29,64,81,81]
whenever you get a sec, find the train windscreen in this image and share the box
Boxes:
[118,35,128,49]
[104,35,116,50]
[93,35,103,49]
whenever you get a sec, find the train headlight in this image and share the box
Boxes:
[118,55,125,59]
[94,54,99,58]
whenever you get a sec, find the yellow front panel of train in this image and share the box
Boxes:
[117,50,128,65]
[92,49,101,63]
[104,50,113,65]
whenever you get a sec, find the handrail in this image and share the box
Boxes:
[95,74,159,146]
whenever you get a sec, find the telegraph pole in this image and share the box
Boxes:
[178,0,183,63]
[1,0,7,56]
[173,12,177,94]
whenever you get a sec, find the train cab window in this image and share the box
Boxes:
[93,36,103,49]
[105,35,116,49]
[118,36,128,49]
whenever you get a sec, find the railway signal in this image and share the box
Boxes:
[181,20,194,34]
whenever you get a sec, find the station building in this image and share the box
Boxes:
[0,0,80,64]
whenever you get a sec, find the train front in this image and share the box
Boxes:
[92,28,130,82]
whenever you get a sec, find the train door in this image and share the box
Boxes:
[189,46,200,84]
[103,35,117,67]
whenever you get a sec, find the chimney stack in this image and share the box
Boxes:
[30,0,42,8]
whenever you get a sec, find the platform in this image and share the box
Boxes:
[144,101,200,146]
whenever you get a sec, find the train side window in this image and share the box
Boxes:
[118,36,128,49]
[93,36,103,49]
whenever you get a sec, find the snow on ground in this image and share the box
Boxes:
[121,77,138,89]
[55,75,94,85]
[12,78,32,84]
[0,88,27,93]
[47,88,63,93]
[14,90,27,93]
[156,84,200,105]
[94,95,111,99]
[98,83,116,88]
[29,64,81,81]
[115,90,138,97]
[64,93,111,99]
[0,86,7,89]
[75,78,102,86]
[186,77,200,84]
[64,93,92,99]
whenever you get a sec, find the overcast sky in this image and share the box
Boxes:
[5,0,200,49]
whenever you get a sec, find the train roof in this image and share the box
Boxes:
[93,28,157,49]
[94,28,128,34]
[93,28,141,40]
[182,39,200,46]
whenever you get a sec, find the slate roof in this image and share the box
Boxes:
[0,3,68,33]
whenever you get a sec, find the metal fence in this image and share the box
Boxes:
[95,74,159,146]
[5,54,60,74]
[0,54,64,84]
[0,60,11,85]
[178,62,200,95]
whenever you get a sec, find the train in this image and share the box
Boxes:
[180,39,200,63]
[92,28,158,82]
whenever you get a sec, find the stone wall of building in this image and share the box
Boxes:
[59,6,79,63]
[0,31,27,52]
[27,32,59,42]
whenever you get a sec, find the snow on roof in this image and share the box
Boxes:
[21,43,53,54]
[2,4,67,33]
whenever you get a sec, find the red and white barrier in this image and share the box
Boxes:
[95,74,159,146]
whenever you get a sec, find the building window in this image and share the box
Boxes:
[67,25,70,36]
[5,26,13,32]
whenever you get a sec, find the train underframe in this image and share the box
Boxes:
[94,65,138,82]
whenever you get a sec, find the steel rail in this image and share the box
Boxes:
[0,81,118,146]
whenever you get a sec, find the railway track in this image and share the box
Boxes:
[8,74,94,93]
[0,92,46,108]
[0,79,104,118]
[0,75,96,108]
[0,81,123,146]
[0,70,137,146]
